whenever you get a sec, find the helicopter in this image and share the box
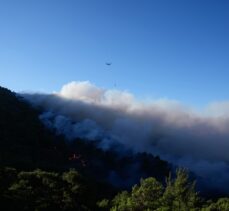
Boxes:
[105,62,112,66]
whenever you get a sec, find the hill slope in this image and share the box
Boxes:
[0,86,69,169]
[0,86,170,186]
[1,86,229,210]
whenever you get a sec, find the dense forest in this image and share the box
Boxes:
[0,86,229,210]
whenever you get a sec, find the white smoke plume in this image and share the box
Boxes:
[23,81,229,192]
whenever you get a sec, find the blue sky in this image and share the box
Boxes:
[0,0,228,107]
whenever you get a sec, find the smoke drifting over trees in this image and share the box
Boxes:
[23,81,229,192]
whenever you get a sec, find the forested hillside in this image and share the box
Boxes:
[0,86,229,210]
[0,86,69,169]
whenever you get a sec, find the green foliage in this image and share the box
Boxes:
[108,168,203,211]
[9,169,63,210]
[0,167,229,211]
[62,169,89,210]
[0,167,17,191]
[161,169,201,211]
[97,199,110,210]
[131,177,164,210]
[0,167,93,211]
[202,198,229,211]
[0,167,18,209]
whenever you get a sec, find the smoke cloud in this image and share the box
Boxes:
[23,81,229,192]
